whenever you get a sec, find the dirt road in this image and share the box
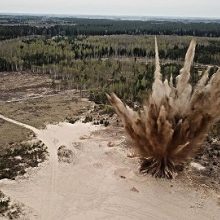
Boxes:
[0,114,219,220]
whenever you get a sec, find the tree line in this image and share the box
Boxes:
[1,35,219,73]
[1,18,220,40]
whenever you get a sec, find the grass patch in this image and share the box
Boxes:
[0,120,32,152]
[0,92,91,129]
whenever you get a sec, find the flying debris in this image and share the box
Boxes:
[107,37,220,179]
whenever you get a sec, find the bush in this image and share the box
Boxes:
[100,105,115,116]
[89,90,108,104]
[0,191,24,219]
[66,116,79,124]
[0,141,48,180]
[82,115,93,123]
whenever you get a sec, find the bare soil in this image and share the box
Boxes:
[0,72,220,219]
[0,117,219,220]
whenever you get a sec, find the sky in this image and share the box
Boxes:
[0,0,220,18]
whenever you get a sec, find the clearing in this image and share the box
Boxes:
[0,72,220,219]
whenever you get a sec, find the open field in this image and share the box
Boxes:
[0,92,90,128]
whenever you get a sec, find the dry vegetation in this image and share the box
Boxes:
[0,93,90,128]
[0,120,31,153]
[0,73,90,159]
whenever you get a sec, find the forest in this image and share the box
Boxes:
[0,34,219,104]
[0,15,219,104]
[1,15,220,40]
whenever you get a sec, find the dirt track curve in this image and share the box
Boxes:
[0,114,220,220]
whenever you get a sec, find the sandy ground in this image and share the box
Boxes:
[0,114,220,220]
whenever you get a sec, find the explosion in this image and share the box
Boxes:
[107,37,220,179]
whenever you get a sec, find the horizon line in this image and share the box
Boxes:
[0,12,220,20]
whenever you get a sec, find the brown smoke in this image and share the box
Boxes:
[107,37,220,179]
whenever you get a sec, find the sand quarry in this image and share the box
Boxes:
[0,113,220,220]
